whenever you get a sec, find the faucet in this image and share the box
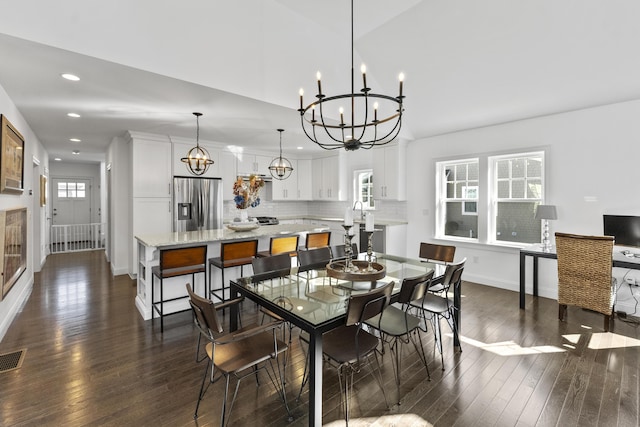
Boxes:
[353,201,365,221]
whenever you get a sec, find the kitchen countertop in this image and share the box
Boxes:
[278,215,408,226]
[135,223,321,248]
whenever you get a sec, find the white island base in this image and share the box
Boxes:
[134,224,326,321]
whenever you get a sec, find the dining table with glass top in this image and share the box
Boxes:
[230,253,454,427]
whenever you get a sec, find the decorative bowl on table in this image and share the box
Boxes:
[326,260,386,281]
[227,221,260,232]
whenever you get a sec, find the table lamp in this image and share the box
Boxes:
[535,205,557,251]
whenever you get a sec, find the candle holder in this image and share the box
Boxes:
[341,225,356,272]
[365,231,375,271]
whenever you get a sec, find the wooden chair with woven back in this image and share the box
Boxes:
[555,232,616,331]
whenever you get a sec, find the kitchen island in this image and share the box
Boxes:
[134,223,326,321]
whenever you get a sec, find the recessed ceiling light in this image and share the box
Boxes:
[297,146,303,150]
[67,113,80,118]
[61,73,80,81]
[72,150,80,155]
[69,138,81,142]
[54,158,62,161]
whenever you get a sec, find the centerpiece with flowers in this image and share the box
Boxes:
[232,174,265,223]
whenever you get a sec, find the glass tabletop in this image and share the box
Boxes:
[235,253,445,328]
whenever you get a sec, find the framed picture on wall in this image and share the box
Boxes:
[0,115,25,194]
[40,175,47,206]
[0,207,27,300]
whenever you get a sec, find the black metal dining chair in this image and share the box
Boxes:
[186,284,291,426]
[365,272,434,404]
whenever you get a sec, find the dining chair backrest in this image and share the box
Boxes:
[298,247,332,272]
[330,243,358,260]
[186,283,223,336]
[419,242,456,264]
[397,271,434,305]
[252,253,292,280]
[439,258,466,294]
[305,231,331,250]
[345,281,394,326]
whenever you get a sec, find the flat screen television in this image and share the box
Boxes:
[603,215,640,248]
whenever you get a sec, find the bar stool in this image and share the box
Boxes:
[208,239,258,302]
[151,245,207,333]
[301,231,331,251]
[257,235,300,258]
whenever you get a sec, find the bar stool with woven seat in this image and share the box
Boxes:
[208,239,258,303]
[151,245,207,333]
[257,234,300,258]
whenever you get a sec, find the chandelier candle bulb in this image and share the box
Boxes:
[316,72,322,95]
[374,102,378,122]
[365,212,374,232]
[299,89,304,109]
[361,64,367,89]
[339,107,345,126]
[399,73,404,98]
[345,207,353,226]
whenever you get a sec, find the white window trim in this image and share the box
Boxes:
[435,148,548,248]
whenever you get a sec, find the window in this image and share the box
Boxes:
[437,159,479,239]
[435,150,546,246]
[57,181,86,199]
[490,152,543,244]
[354,169,375,209]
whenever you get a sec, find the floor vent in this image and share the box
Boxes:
[0,349,26,373]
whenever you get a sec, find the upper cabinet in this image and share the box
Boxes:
[130,133,172,198]
[372,143,406,201]
[237,152,272,176]
[297,159,313,200]
[220,151,238,201]
[172,141,220,178]
[271,159,298,200]
[311,155,345,201]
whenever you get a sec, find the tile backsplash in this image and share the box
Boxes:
[224,199,407,222]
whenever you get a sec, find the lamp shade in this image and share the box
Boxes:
[535,205,557,220]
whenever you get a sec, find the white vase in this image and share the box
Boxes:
[238,209,249,223]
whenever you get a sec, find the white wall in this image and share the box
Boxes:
[106,136,130,276]
[406,99,640,313]
[0,83,49,341]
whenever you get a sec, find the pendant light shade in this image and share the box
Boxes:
[181,112,214,176]
[269,129,294,180]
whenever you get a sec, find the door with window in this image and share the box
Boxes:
[52,178,92,243]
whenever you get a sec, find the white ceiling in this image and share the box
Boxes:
[1,0,639,163]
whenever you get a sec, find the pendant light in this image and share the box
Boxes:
[181,112,213,175]
[268,129,294,180]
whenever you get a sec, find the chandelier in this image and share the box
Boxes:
[297,0,404,151]
[268,129,294,180]
[181,112,214,175]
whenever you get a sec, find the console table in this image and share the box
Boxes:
[519,244,640,309]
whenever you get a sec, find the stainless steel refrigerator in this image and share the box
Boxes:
[173,176,223,232]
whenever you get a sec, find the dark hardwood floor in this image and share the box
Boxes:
[1,251,639,426]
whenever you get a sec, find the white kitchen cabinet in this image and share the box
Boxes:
[272,159,298,200]
[220,150,238,201]
[131,198,172,278]
[372,143,406,201]
[297,159,313,200]
[311,155,343,201]
[172,141,220,178]
[131,135,172,198]
[237,152,272,176]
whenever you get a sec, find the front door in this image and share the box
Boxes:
[51,178,92,243]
